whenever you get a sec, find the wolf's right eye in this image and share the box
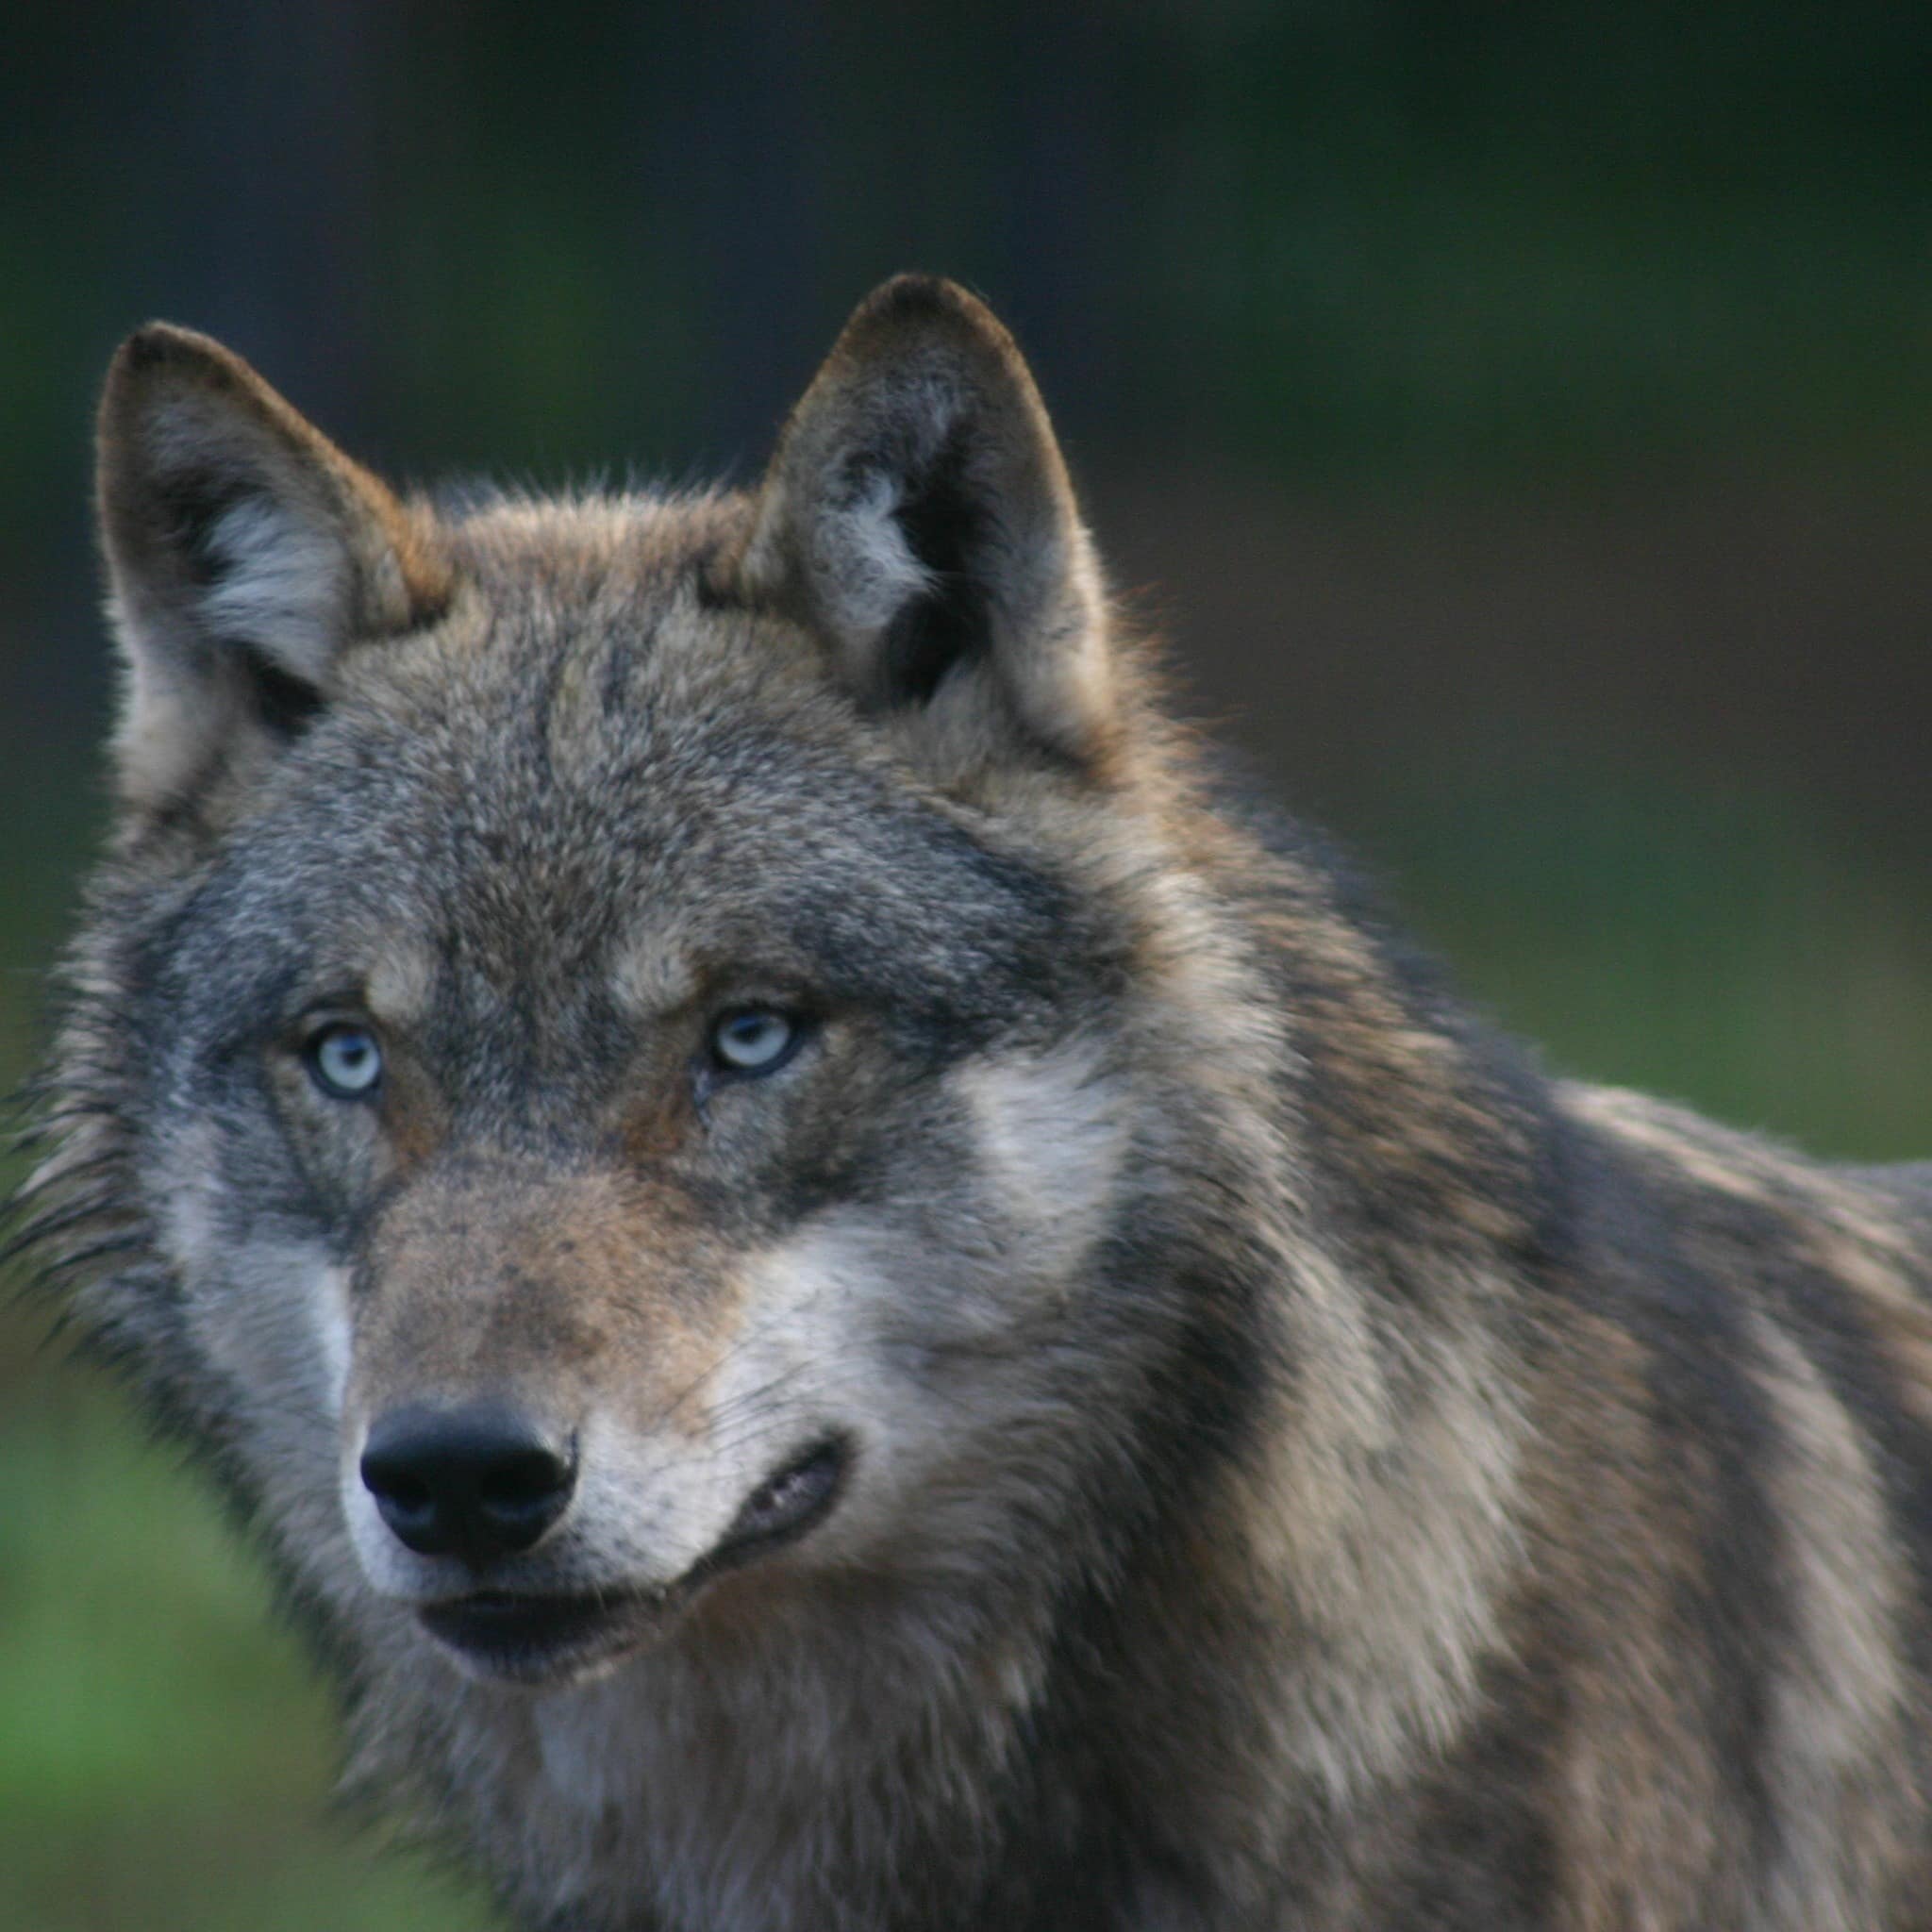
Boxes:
[708,1008,802,1076]
[305,1023,384,1100]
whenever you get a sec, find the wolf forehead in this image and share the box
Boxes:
[132,493,1094,1050]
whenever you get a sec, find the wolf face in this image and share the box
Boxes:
[58,283,1214,1702]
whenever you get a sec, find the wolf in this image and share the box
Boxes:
[16,274,1932,1931]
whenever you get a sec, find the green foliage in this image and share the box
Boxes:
[1373,763,1932,1161]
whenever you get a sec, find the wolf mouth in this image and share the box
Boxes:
[417,1438,852,1680]
[418,1589,658,1681]
[695,1435,851,1579]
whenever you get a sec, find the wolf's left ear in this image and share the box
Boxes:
[95,325,450,810]
[732,276,1116,766]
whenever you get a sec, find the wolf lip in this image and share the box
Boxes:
[418,1590,654,1679]
[700,1437,850,1575]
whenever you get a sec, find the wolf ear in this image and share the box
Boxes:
[95,325,450,809]
[732,276,1115,766]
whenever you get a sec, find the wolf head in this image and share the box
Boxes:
[37,278,1282,1690]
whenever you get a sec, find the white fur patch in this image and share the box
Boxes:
[201,492,348,679]
[954,1039,1126,1278]
[308,1255,354,1417]
[607,931,699,1020]
[364,941,436,1027]
[151,1120,367,1607]
[811,465,937,642]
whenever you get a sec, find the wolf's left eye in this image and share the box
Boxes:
[708,1008,802,1076]
[305,1023,384,1099]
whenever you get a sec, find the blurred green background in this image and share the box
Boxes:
[5,4,1932,1925]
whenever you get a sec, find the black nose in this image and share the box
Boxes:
[360,1404,577,1563]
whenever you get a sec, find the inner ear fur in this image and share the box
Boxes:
[732,275,1116,766]
[95,324,450,809]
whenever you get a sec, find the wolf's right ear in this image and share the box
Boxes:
[728,276,1117,770]
[95,325,450,810]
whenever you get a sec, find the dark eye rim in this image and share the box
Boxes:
[301,1018,385,1101]
[705,1005,810,1080]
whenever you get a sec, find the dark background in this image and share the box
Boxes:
[5,6,1931,1925]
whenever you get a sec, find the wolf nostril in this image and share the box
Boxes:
[386,1474,431,1508]
[373,1470,437,1543]
[481,1448,568,1509]
[360,1405,577,1564]
[475,1445,579,1544]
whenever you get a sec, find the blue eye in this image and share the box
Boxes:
[306,1023,383,1099]
[708,1008,801,1076]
